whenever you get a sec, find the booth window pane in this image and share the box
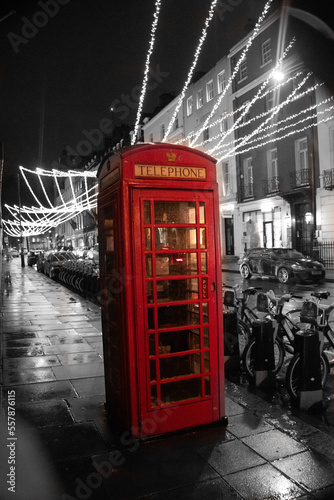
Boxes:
[203,303,209,323]
[204,376,211,396]
[146,255,152,277]
[157,304,200,328]
[150,360,156,382]
[203,327,209,348]
[200,228,206,248]
[155,228,196,249]
[149,334,155,355]
[156,278,198,303]
[147,281,153,303]
[105,254,115,275]
[104,206,114,229]
[144,201,151,224]
[160,378,201,404]
[145,228,152,250]
[156,253,198,276]
[204,352,210,372]
[201,253,207,273]
[160,354,202,379]
[158,329,200,353]
[150,385,157,407]
[148,308,154,330]
[199,202,205,224]
[154,201,196,224]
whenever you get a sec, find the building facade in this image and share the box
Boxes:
[142,12,333,262]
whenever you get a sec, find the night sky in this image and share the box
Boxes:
[0,0,333,208]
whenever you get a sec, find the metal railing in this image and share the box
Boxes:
[263,176,280,195]
[289,168,310,189]
[316,241,334,269]
[323,169,334,190]
[242,182,254,199]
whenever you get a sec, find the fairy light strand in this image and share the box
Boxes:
[189,0,274,148]
[131,0,162,145]
[207,37,296,155]
[162,0,218,142]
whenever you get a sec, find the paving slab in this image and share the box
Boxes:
[52,362,104,380]
[224,462,306,499]
[273,450,334,491]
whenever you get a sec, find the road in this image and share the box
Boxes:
[222,270,334,439]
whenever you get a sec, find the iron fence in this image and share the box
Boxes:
[316,241,334,268]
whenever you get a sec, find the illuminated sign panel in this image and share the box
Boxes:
[135,164,206,180]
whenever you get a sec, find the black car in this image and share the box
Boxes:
[238,247,326,284]
[43,251,77,279]
[27,251,38,266]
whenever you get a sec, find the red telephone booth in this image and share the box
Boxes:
[97,143,226,438]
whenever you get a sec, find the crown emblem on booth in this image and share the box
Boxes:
[166,151,177,162]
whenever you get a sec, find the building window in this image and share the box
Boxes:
[220,113,228,133]
[187,96,193,116]
[222,162,232,196]
[295,137,308,170]
[197,89,204,108]
[174,116,179,130]
[149,132,153,142]
[239,58,247,81]
[217,71,226,94]
[203,128,209,142]
[160,123,165,140]
[206,80,214,101]
[243,157,253,197]
[265,89,274,111]
[267,148,278,191]
[261,39,272,65]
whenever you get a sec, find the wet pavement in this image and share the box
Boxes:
[1,258,334,499]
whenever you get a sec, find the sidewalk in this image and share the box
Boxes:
[1,258,334,500]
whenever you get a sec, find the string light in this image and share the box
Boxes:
[207,37,296,155]
[218,71,312,160]
[162,0,219,142]
[189,0,274,148]
[216,112,334,162]
[131,0,162,145]
[3,166,98,237]
[215,104,334,158]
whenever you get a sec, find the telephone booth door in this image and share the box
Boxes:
[132,189,221,436]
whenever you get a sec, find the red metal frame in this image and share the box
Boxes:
[97,143,225,438]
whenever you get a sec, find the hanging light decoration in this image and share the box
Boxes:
[162,0,218,142]
[131,0,162,145]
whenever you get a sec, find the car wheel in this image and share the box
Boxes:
[277,267,290,283]
[240,264,252,279]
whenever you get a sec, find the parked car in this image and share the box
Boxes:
[43,251,77,279]
[27,251,38,266]
[36,252,50,273]
[238,247,326,284]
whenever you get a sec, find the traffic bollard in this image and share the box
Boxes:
[294,330,322,410]
[223,310,240,372]
[253,318,276,388]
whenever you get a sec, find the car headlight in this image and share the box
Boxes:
[291,263,304,271]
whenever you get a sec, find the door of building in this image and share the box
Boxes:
[295,203,312,255]
[263,221,273,248]
[132,189,220,436]
[224,216,234,255]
